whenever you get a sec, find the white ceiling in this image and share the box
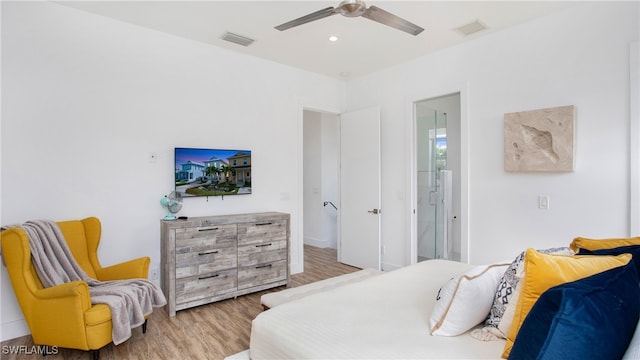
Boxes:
[57,1,580,80]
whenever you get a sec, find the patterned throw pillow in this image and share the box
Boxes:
[484,247,573,329]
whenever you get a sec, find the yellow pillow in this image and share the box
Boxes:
[502,249,631,358]
[569,236,640,252]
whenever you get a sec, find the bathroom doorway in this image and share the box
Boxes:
[414,93,461,262]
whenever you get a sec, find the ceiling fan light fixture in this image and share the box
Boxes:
[337,0,367,17]
[274,0,424,36]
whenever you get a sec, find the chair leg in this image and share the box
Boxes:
[91,349,99,360]
[142,318,148,334]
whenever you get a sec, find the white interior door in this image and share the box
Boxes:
[339,106,381,270]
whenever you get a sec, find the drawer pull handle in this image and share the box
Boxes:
[255,222,273,226]
[198,274,220,280]
[256,264,273,269]
[255,243,273,248]
[198,227,219,232]
[198,250,219,256]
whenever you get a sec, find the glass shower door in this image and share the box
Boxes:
[417,108,448,261]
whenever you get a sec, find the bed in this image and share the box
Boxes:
[248,249,640,360]
[249,259,506,359]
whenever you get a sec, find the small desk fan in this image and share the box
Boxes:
[160,191,183,220]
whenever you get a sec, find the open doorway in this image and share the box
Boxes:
[302,106,382,271]
[414,93,461,262]
[303,110,339,260]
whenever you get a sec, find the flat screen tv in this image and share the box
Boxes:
[174,147,252,197]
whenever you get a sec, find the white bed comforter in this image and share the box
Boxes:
[250,259,505,359]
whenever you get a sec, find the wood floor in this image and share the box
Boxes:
[1,245,359,360]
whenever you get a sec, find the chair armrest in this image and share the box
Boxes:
[34,280,92,312]
[96,256,150,280]
[30,281,101,349]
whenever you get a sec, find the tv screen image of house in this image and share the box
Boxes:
[175,147,252,197]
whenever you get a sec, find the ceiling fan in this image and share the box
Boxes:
[274,0,424,36]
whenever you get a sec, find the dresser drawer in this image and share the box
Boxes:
[176,224,237,250]
[238,240,287,267]
[175,268,237,304]
[238,260,287,290]
[237,219,287,246]
[176,245,237,279]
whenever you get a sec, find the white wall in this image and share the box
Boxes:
[303,111,323,245]
[346,1,639,268]
[631,40,639,236]
[0,1,345,340]
[320,113,339,249]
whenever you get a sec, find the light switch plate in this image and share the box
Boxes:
[538,195,550,209]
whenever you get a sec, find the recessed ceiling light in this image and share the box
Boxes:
[329,35,339,42]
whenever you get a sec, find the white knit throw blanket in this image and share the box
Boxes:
[12,220,166,345]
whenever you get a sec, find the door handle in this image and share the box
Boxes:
[368,209,381,214]
[429,190,437,206]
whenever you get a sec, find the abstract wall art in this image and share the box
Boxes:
[504,105,575,172]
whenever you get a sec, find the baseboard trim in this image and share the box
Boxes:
[1,319,30,341]
[304,237,336,249]
[381,262,402,272]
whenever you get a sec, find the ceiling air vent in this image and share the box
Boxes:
[453,20,487,36]
[220,31,255,47]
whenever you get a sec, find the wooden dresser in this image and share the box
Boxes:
[160,212,290,316]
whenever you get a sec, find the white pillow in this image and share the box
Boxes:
[430,263,510,336]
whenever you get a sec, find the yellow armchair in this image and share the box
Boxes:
[1,217,151,357]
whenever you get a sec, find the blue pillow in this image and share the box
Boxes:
[509,262,640,360]
[579,245,640,275]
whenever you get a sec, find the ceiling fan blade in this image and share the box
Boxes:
[275,7,338,31]
[361,5,424,36]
